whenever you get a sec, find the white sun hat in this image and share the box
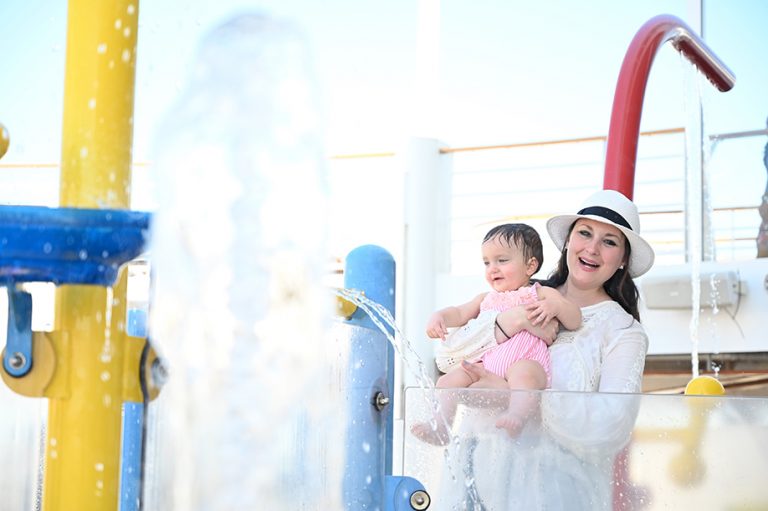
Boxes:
[546,189,655,278]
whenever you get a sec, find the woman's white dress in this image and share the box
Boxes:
[435,300,649,510]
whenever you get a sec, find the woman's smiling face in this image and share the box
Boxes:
[565,218,627,290]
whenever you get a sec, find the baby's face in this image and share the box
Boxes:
[481,237,535,293]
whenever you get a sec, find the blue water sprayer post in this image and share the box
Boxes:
[342,245,396,509]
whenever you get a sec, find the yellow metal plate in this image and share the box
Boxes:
[1,332,56,397]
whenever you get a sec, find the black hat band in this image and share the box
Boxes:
[577,206,632,231]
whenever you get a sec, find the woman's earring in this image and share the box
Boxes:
[619,264,625,270]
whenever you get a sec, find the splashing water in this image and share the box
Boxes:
[681,58,716,379]
[100,286,113,364]
[336,288,486,508]
[707,273,722,378]
[144,12,485,510]
[336,288,435,393]
[146,14,341,510]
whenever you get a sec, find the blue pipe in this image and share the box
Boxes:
[119,308,149,511]
[342,245,396,510]
[118,401,143,511]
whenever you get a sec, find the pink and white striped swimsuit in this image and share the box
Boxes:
[479,284,552,386]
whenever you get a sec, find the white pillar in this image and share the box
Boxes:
[400,137,451,394]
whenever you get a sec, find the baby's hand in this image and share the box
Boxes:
[525,300,558,328]
[425,313,449,340]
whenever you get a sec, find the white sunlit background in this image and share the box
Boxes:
[1,0,766,365]
[1,2,768,509]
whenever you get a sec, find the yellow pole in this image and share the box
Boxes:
[59,0,138,209]
[45,1,140,510]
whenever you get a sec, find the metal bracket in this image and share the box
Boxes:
[373,391,391,411]
[3,287,33,378]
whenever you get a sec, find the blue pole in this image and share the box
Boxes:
[342,245,396,510]
[118,402,143,511]
[118,308,149,511]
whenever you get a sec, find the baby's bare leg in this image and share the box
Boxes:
[436,366,475,389]
[505,359,547,389]
[411,365,474,445]
[495,360,546,436]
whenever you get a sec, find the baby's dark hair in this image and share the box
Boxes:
[483,223,543,275]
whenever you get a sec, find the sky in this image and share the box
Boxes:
[4,1,766,159]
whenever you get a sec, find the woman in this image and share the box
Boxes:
[464,188,654,395]
[423,189,655,510]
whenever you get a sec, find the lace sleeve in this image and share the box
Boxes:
[599,322,649,393]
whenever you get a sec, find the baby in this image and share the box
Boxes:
[412,223,581,443]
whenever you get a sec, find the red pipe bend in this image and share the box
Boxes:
[603,14,735,199]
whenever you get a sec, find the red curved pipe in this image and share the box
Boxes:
[603,14,735,199]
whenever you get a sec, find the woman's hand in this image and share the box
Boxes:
[525,300,558,328]
[495,306,558,345]
[461,361,508,389]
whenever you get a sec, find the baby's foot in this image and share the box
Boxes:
[495,410,526,437]
[410,420,451,446]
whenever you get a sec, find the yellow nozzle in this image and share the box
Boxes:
[334,290,358,319]
[0,123,9,159]
[684,375,725,396]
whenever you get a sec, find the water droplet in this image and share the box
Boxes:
[43,242,53,254]
[88,98,96,110]
[103,394,112,407]
[50,450,58,459]
[121,49,131,62]
[102,250,109,258]
[123,27,131,38]
[96,480,103,489]
[127,4,135,15]
[49,438,57,446]
[115,19,122,29]
[79,249,88,260]
[361,442,370,453]
[365,475,372,485]
[97,43,107,54]
[100,371,111,382]
[95,462,104,472]
[80,146,88,158]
